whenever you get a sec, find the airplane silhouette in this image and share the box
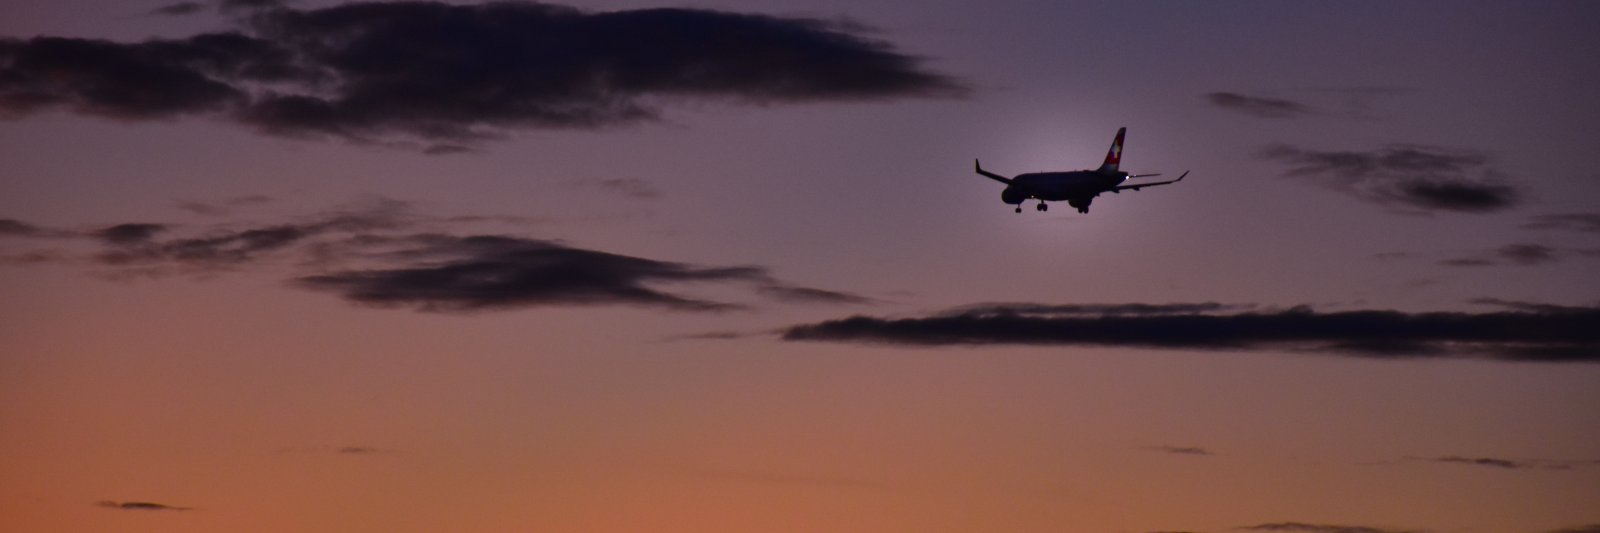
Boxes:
[976,127,1187,213]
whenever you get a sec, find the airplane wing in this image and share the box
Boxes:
[1112,170,1187,192]
[975,159,1014,185]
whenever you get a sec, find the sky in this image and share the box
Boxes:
[1,1,1598,532]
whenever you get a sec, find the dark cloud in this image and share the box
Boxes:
[149,2,208,16]
[94,223,168,244]
[97,500,191,511]
[1259,144,1520,213]
[1205,92,1315,118]
[781,302,1600,362]
[3,1,965,148]
[1238,523,1419,533]
[1524,213,1600,234]
[0,35,276,120]
[296,234,772,312]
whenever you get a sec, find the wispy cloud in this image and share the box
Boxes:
[3,1,966,151]
[940,302,1249,317]
[1404,455,1597,471]
[1144,445,1214,456]
[149,0,287,16]
[1495,244,1561,265]
[755,284,877,305]
[1206,92,1315,119]
[176,195,274,217]
[661,330,766,341]
[1544,525,1600,533]
[591,179,662,200]
[691,468,887,491]
[1259,144,1520,213]
[0,218,48,237]
[276,444,390,455]
[1523,213,1600,234]
[1238,523,1420,533]
[1471,298,1599,314]
[295,234,773,312]
[2,200,867,312]
[782,302,1600,362]
[89,202,411,276]
[295,233,868,312]
[1417,455,1526,469]
[146,1,208,16]
[97,500,191,511]
[1435,243,1597,268]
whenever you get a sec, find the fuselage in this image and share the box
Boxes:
[1002,170,1127,204]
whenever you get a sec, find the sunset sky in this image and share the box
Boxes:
[2,1,1598,532]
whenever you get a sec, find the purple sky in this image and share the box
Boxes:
[2,1,1598,532]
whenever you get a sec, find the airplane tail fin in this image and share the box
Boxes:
[1096,127,1126,173]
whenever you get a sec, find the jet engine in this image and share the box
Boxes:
[1000,187,1027,205]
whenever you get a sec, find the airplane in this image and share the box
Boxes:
[975,127,1188,213]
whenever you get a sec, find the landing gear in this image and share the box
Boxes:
[1036,202,1049,212]
[1067,197,1094,214]
[1014,206,1022,213]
